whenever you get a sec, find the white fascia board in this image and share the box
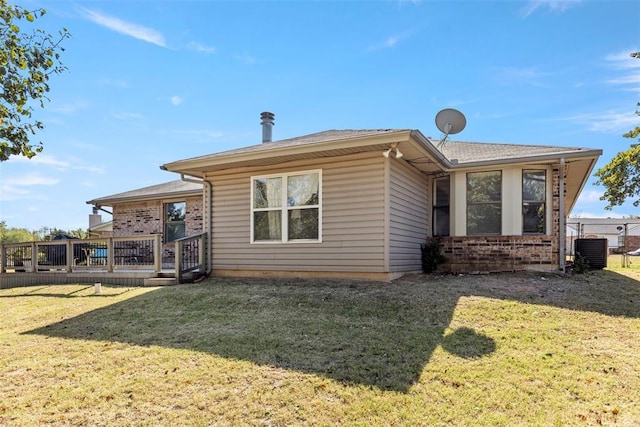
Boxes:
[161,131,414,173]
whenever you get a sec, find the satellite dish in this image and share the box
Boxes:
[435,108,466,148]
[435,108,466,136]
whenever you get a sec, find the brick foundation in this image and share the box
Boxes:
[441,235,557,273]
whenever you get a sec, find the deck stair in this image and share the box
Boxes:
[144,272,177,287]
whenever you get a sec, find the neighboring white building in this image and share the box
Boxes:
[567,218,640,254]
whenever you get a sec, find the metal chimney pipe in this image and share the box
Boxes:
[260,111,275,143]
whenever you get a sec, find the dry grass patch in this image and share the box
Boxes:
[1,269,639,425]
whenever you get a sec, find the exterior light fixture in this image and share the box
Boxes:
[383,144,403,159]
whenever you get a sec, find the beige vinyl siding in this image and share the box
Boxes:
[388,159,429,272]
[207,152,387,273]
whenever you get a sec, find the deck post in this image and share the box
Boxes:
[154,235,162,273]
[1,244,5,273]
[30,242,36,273]
[175,239,182,283]
[199,234,205,271]
[107,237,114,273]
[66,240,73,272]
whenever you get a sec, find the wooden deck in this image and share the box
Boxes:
[0,233,207,289]
[0,270,173,288]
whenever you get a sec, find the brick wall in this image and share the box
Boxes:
[112,195,203,263]
[441,235,555,273]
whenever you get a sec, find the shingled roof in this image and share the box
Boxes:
[162,128,600,175]
[438,140,595,164]
[170,129,407,164]
[93,127,599,209]
[87,179,202,206]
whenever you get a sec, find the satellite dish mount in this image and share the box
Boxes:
[435,108,466,148]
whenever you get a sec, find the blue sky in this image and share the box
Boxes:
[0,0,639,231]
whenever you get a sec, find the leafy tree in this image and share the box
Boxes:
[0,220,37,243]
[36,227,87,240]
[0,222,88,243]
[594,142,640,209]
[594,52,640,209]
[0,0,70,161]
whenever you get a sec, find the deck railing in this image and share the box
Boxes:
[0,235,163,274]
[175,232,207,283]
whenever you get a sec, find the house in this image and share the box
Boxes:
[566,218,640,254]
[86,180,204,266]
[146,112,602,280]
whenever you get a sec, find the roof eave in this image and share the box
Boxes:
[86,189,202,207]
[443,149,603,170]
[565,155,600,215]
[161,130,415,174]
[409,131,454,168]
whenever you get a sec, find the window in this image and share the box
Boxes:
[467,171,501,235]
[522,170,546,234]
[252,171,321,242]
[165,201,186,242]
[433,176,450,236]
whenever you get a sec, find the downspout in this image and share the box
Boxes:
[558,158,565,273]
[180,173,213,275]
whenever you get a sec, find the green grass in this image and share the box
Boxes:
[1,269,639,426]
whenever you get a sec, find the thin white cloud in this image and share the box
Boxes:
[556,110,639,133]
[111,111,143,120]
[7,153,105,174]
[75,165,105,174]
[367,36,400,52]
[170,96,183,106]
[235,52,257,65]
[102,78,129,89]
[605,50,640,93]
[366,30,414,52]
[491,66,552,87]
[520,0,582,18]
[187,41,216,54]
[9,154,70,169]
[80,8,167,48]
[0,185,31,202]
[577,189,604,203]
[605,51,640,69]
[50,100,90,115]
[155,128,223,143]
[16,174,60,186]
[1,173,59,196]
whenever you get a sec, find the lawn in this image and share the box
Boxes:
[1,266,639,426]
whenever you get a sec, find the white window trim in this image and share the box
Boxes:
[164,200,187,243]
[522,169,547,235]
[433,175,451,237]
[466,170,502,236]
[250,169,322,244]
[455,167,553,236]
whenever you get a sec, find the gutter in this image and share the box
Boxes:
[86,190,201,206]
[176,172,213,275]
[87,205,113,215]
[559,158,566,273]
[443,150,602,170]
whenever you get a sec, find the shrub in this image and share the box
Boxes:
[421,237,446,273]
[572,251,590,274]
